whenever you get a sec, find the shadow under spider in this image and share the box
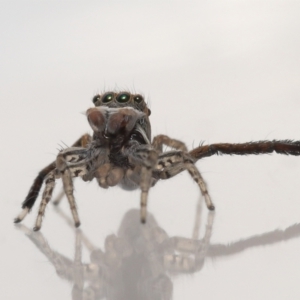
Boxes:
[16,200,300,300]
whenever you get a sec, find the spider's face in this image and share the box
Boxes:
[90,91,152,141]
[92,91,151,117]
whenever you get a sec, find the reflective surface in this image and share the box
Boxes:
[15,206,300,300]
[2,1,300,299]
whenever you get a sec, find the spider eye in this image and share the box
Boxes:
[92,95,100,104]
[102,93,114,103]
[133,95,143,103]
[116,92,131,103]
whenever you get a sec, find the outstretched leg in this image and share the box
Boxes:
[14,134,91,223]
[189,139,300,160]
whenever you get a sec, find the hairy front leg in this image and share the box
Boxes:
[189,140,300,160]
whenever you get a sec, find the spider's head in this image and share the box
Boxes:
[90,91,152,141]
[92,92,151,117]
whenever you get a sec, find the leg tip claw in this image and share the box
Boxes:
[33,226,40,232]
[208,204,215,211]
[14,218,21,224]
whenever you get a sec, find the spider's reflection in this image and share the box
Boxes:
[17,202,300,300]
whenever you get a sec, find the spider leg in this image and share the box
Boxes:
[154,151,215,210]
[189,139,300,160]
[152,134,188,153]
[33,147,89,231]
[53,134,92,206]
[14,134,91,223]
[140,164,154,223]
[34,170,56,231]
[124,144,158,223]
[14,162,56,223]
[55,148,90,229]
[186,163,214,210]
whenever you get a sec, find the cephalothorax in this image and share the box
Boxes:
[14,91,300,231]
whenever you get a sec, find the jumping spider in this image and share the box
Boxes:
[14,91,300,231]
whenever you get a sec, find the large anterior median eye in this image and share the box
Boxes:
[116,92,131,103]
[102,93,114,103]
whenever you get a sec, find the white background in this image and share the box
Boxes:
[1,1,300,299]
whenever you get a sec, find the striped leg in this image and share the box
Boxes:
[14,134,92,224]
[186,163,214,210]
[62,167,81,228]
[33,147,89,231]
[154,151,215,210]
[124,144,158,223]
[34,170,56,231]
[140,166,153,223]
[53,134,92,206]
[55,149,89,229]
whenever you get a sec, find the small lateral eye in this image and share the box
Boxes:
[116,92,131,103]
[102,93,114,103]
[92,95,100,104]
[133,95,143,103]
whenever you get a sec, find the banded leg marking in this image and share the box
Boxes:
[186,163,214,210]
[15,134,91,225]
[34,171,56,231]
[140,166,153,223]
[62,168,81,228]
[56,150,88,228]
[155,152,215,210]
[125,145,158,223]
